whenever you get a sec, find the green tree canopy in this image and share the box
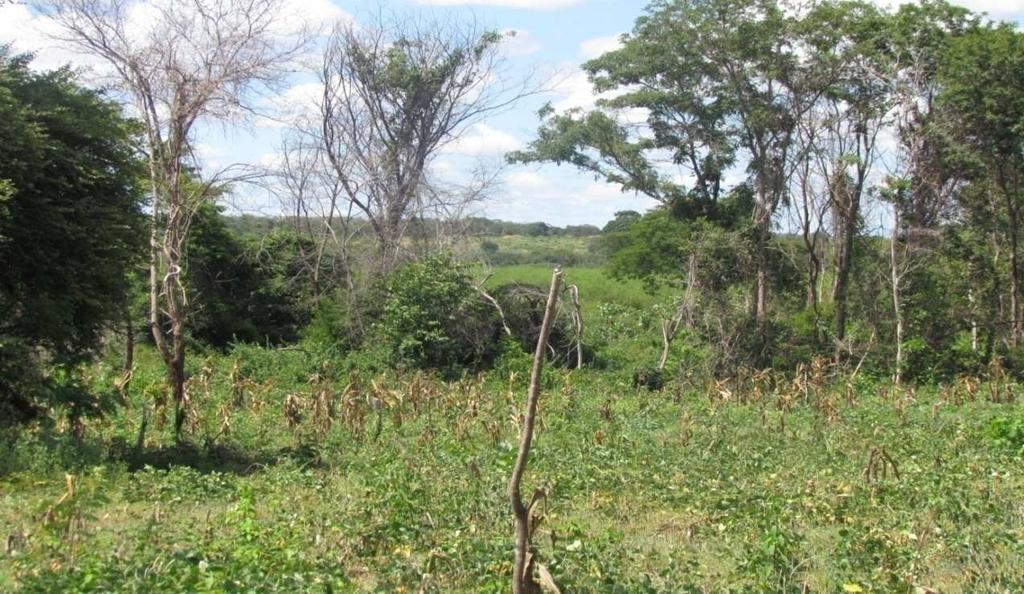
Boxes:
[0,49,144,422]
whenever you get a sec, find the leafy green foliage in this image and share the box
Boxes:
[987,415,1024,454]
[0,49,144,423]
[602,210,641,233]
[377,254,498,370]
[3,339,1024,592]
[185,204,317,348]
[5,1,1024,591]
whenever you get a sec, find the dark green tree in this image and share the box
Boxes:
[939,23,1024,349]
[376,254,498,370]
[0,49,144,423]
[185,203,317,348]
[602,211,642,234]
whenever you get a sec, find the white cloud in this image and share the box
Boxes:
[968,0,1024,16]
[505,170,546,189]
[193,143,228,169]
[580,34,622,59]
[256,81,326,128]
[501,29,542,56]
[276,0,352,34]
[431,160,457,175]
[418,0,581,8]
[551,70,601,111]
[620,107,650,125]
[445,123,523,156]
[0,4,109,74]
[0,0,349,77]
[486,171,660,226]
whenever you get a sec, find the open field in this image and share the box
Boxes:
[482,265,671,314]
[461,235,606,268]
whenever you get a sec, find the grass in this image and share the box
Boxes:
[483,265,671,314]
[463,235,603,267]
[2,265,1023,593]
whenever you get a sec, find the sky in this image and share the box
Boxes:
[1,0,1023,227]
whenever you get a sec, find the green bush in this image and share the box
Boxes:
[987,415,1024,454]
[480,239,499,255]
[632,367,665,391]
[377,254,499,370]
[303,293,362,357]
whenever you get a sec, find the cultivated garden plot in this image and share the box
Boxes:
[3,278,1024,592]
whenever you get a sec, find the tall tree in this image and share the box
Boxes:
[513,0,821,324]
[884,0,974,233]
[39,0,310,439]
[798,1,889,361]
[0,49,144,423]
[313,17,522,274]
[939,24,1024,347]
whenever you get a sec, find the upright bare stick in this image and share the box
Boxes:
[510,267,563,594]
[568,285,584,370]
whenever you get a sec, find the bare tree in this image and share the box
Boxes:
[888,203,910,385]
[804,92,885,361]
[275,130,361,310]
[658,253,699,372]
[409,165,504,257]
[826,112,882,362]
[509,268,562,594]
[315,15,531,273]
[39,0,310,439]
[790,118,831,314]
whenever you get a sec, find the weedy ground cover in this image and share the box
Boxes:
[1,267,1022,593]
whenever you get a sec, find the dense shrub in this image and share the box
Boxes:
[186,207,317,348]
[987,415,1024,454]
[303,293,363,357]
[0,52,144,424]
[376,254,499,370]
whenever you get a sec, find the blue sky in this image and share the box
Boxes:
[2,0,1023,227]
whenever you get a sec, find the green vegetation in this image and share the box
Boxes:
[376,254,498,371]
[483,265,669,314]
[2,292,1023,591]
[468,234,604,267]
[0,47,144,424]
[5,0,1024,592]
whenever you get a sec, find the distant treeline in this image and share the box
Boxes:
[222,214,606,241]
[461,218,602,237]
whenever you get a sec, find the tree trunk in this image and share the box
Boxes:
[890,208,904,385]
[832,209,856,363]
[376,224,401,275]
[806,250,820,311]
[148,183,189,442]
[752,213,771,324]
[660,253,699,372]
[1007,195,1021,347]
[123,310,135,380]
[510,269,563,594]
[659,318,680,372]
[969,288,978,352]
[170,319,188,441]
[832,168,864,365]
[568,285,583,370]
